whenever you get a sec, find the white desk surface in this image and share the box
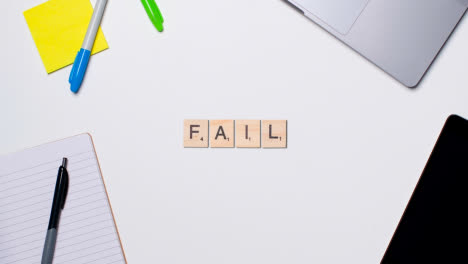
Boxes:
[2,0,467,263]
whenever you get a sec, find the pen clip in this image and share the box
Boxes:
[60,166,69,209]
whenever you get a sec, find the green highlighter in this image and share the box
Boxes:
[141,0,164,32]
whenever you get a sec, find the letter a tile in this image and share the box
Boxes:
[184,120,209,148]
[210,120,234,148]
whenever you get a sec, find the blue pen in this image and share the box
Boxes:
[69,0,108,93]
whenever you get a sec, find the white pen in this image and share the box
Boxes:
[69,0,108,93]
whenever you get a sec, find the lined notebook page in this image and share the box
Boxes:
[0,134,126,264]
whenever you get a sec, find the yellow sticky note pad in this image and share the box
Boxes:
[24,0,108,74]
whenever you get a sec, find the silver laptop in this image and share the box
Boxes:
[287,0,467,87]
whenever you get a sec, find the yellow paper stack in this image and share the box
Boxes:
[24,0,109,73]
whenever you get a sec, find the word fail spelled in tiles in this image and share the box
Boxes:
[184,120,209,147]
[235,120,261,148]
[262,120,287,148]
[184,120,287,148]
[210,120,235,148]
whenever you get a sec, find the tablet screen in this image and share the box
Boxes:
[381,115,468,263]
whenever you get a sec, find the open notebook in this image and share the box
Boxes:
[0,134,126,263]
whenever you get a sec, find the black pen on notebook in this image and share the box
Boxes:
[41,158,69,264]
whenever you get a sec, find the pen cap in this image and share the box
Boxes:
[69,49,91,93]
[141,0,164,32]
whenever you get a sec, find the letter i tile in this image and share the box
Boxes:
[236,120,261,148]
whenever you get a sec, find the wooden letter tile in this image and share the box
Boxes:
[262,120,287,148]
[184,120,209,148]
[210,120,234,148]
[235,120,261,148]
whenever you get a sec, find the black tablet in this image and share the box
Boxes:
[381,115,468,263]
